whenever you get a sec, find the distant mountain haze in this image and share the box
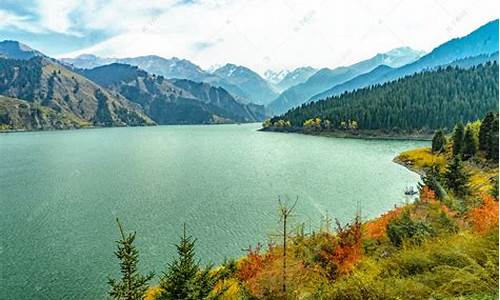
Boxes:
[80,63,265,124]
[267,47,425,114]
[212,63,278,105]
[309,19,499,103]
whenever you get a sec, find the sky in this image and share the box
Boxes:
[0,0,498,74]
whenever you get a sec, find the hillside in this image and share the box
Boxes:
[0,95,88,131]
[213,64,278,105]
[267,47,424,114]
[310,19,499,102]
[267,62,498,134]
[0,57,154,130]
[81,63,265,124]
[62,54,262,104]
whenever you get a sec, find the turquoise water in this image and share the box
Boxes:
[0,124,426,299]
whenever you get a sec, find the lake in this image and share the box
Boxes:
[0,123,426,299]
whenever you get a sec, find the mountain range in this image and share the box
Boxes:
[62,55,277,105]
[0,42,266,130]
[0,19,498,131]
[309,19,499,104]
[267,47,425,114]
[80,63,264,124]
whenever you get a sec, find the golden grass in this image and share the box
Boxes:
[397,147,447,171]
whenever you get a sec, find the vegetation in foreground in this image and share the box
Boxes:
[108,114,499,300]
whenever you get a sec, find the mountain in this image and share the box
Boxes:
[212,64,278,105]
[0,40,45,60]
[0,57,153,130]
[309,65,395,102]
[0,95,87,131]
[267,47,424,114]
[62,55,255,103]
[81,63,265,124]
[264,69,290,85]
[274,62,498,131]
[276,67,318,92]
[59,54,115,69]
[308,19,499,103]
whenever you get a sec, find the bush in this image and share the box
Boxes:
[386,210,434,247]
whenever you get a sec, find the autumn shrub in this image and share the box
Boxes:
[386,210,434,247]
[364,207,403,240]
[467,194,499,234]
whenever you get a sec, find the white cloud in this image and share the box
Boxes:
[35,0,82,36]
[44,0,499,73]
[0,9,44,33]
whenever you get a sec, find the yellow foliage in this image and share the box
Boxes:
[397,147,447,171]
[144,286,163,300]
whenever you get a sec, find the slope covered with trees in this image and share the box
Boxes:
[81,63,266,124]
[0,57,154,130]
[267,62,498,134]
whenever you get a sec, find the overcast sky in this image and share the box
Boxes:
[0,0,497,74]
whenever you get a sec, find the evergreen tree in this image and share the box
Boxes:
[488,115,499,162]
[108,218,154,300]
[452,123,465,157]
[275,63,499,132]
[479,112,494,152]
[462,126,478,159]
[419,165,445,199]
[490,176,499,200]
[431,130,447,153]
[159,225,220,300]
[444,156,470,197]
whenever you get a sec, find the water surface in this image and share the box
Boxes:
[0,124,426,299]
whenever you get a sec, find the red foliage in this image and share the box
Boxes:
[420,186,437,203]
[333,217,363,274]
[365,207,403,240]
[237,243,276,282]
[467,194,499,234]
[317,217,363,278]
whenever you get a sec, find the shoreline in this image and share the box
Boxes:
[392,155,427,176]
[260,127,433,141]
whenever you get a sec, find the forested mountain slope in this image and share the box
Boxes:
[0,57,153,130]
[272,62,498,131]
[81,63,265,124]
[309,20,499,103]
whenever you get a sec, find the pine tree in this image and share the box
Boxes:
[431,130,446,153]
[490,176,499,200]
[479,112,494,152]
[452,123,465,157]
[444,156,470,197]
[108,218,154,300]
[158,224,220,300]
[462,126,478,160]
[488,115,499,162]
[419,165,444,199]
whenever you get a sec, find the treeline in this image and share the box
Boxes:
[432,111,499,162]
[268,62,498,132]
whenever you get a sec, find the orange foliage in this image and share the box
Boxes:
[237,243,276,282]
[420,186,437,203]
[333,218,363,274]
[317,218,363,278]
[467,194,499,234]
[365,207,403,240]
